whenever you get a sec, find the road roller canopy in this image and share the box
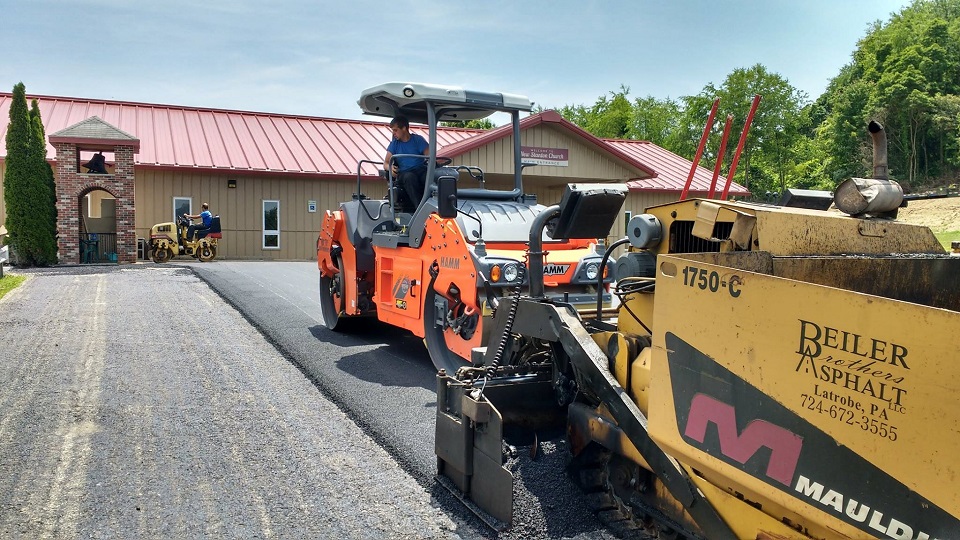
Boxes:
[357,82,534,124]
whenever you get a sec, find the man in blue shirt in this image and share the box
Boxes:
[383,116,429,212]
[185,202,213,242]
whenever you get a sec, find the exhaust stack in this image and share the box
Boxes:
[869,120,888,180]
[834,121,903,216]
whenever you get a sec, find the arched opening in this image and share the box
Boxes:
[79,186,118,263]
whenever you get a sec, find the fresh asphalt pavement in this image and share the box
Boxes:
[183,260,622,540]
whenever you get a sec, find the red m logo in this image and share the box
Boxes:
[684,394,803,486]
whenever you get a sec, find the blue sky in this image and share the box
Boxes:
[2,0,910,121]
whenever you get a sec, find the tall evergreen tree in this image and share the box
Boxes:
[29,99,58,263]
[3,83,31,263]
[3,83,58,266]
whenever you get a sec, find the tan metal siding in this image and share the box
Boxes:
[529,184,566,207]
[625,192,679,218]
[1,163,683,262]
[135,169,357,260]
[452,125,639,183]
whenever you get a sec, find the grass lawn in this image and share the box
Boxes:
[0,273,26,301]
[934,230,960,250]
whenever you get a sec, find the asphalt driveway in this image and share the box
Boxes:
[183,260,619,540]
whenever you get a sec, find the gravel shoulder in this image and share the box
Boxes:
[0,265,460,539]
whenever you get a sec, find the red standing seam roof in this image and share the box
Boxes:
[606,139,750,197]
[435,110,748,195]
[436,110,658,179]
[0,92,480,178]
[0,92,748,194]
[143,109,155,162]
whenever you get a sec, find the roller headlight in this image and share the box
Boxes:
[584,262,600,281]
[482,259,522,284]
[503,263,520,283]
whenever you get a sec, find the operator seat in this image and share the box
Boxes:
[425,166,460,206]
[197,216,222,239]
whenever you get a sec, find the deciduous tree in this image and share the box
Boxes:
[818,0,960,189]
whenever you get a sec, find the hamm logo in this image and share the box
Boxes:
[543,263,569,276]
[440,256,460,270]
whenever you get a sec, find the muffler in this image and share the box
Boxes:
[834,121,904,216]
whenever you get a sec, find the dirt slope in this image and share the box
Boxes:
[895,197,960,231]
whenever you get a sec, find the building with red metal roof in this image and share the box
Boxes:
[0,92,748,262]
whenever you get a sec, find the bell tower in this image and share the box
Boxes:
[49,116,140,264]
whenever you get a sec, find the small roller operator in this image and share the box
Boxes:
[184,203,213,241]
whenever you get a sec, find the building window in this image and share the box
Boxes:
[174,197,192,222]
[263,200,280,249]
